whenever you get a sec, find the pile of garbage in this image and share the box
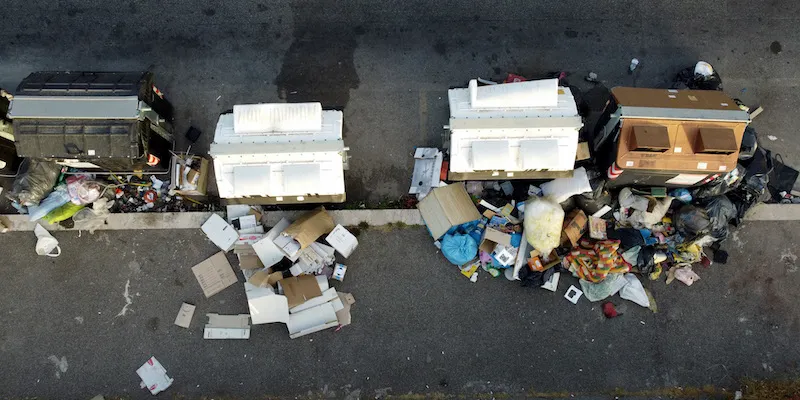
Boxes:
[196,206,357,339]
[4,156,212,228]
[417,154,787,312]
[138,206,359,395]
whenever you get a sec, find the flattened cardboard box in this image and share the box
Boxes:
[191,251,238,298]
[282,207,336,250]
[418,183,481,239]
[280,275,323,308]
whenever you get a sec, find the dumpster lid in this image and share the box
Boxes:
[9,96,140,119]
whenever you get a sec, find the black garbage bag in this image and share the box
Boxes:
[728,147,773,224]
[519,265,555,288]
[607,228,645,251]
[674,205,711,238]
[767,154,799,201]
[670,65,722,90]
[701,196,737,241]
[6,159,62,207]
[692,165,746,199]
[636,246,658,275]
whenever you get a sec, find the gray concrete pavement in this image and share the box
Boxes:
[0,221,799,398]
[1,0,799,207]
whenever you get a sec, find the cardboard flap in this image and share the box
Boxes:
[282,207,336,249]
[248,270,283,288]
[696,127,737,154]
[418,183,481,239]
[479,227,512,253]
[280,275,323,308]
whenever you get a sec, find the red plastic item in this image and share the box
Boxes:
[440,160,449,180]
[504,73,526,83]
[602,302,619,318]
[143,190,157,204]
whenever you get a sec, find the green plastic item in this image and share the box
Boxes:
[42,202,84,224]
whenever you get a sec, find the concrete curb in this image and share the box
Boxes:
[0,204,796,232]
[1,209,424,232]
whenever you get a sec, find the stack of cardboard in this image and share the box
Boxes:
[200,206,359,339]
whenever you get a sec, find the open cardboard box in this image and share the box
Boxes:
[170,154,210,196]
[273,207,335,259]
[417,183,481,239]
[561,209,588,247]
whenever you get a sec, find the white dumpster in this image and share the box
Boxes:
[209,102,348,204]
[447,79,583,180]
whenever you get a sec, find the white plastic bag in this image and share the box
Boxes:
[523,196,564,254]
[619,273,650,307]
[73,198,112,234]
[34,224,61,257]
[540,167,592,203]
[579,273,628,302]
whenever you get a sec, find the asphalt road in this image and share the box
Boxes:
[1,0,799,206]
[0,221,799,398]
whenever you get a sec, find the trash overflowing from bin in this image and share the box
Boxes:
[414,63,799,311]
[195,206,358,340]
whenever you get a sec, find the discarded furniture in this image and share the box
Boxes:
[209,102,348,204]
[446,78,583,180]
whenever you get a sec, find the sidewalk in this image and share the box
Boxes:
[0,221,798,398]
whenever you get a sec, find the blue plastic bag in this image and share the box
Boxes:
[441,233,478,266]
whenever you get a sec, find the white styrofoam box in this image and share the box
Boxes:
[469,79,558,109]
[471,140,510,171]
[233,102,322,134]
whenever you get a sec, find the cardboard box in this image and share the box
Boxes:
[237,254,264,270]
[248,269,283,288]
[335,292,355,326]
[137,357,174,395]
[325,224,359,258]
[171,154,209,196]
[252,218,291,267]
[201,214,239,252]
[274,207,335,258]
[561,209,588,247]
[287,301,340,339]
[244,283,290,325]
[280,275,323,308]
[479,227,512,253]
[203,314,251,339]
[575,141,591,161]
[418,183,481,239]
[191,251,238,298]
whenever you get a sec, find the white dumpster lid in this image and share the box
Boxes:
[448,80,579,120]
[233,102,322,134]
[213,109,342,144]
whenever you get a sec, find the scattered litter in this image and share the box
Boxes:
[602,302,619,318]
[137,357,173,395]
[332,263,347,281]
[174,303,196,328]
[203,313,251,339]
[564,285,583,304]
[325,224,359,258]
[629,58,639,73]
[191,251,238,298]
[34,224,61,257]
[768,135,778,141]
[202,214,239,251]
